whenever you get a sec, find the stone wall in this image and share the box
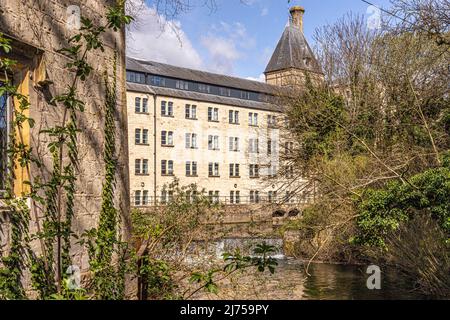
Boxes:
[0,0,130,273]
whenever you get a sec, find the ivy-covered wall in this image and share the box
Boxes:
[0,0,130,275]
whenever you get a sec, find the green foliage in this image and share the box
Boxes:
[131,180,213,246]
[224,242,279,274]
[140,258,177,299]
[49,281,88,300]
[79,55,131,300]
[188,242,278,298]
[354,166,450,247]
[287,77,346,163]
[0,2,133,300]
[0,198,30,300]
[0,33,35,300]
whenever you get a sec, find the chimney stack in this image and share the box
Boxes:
[289,6,305,32]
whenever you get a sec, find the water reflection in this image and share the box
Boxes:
[283,260,425,300]
[194,259,427,300]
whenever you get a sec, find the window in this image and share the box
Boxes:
[219,87,231,97]
[285,142,294,154]
[268,165,277,178]
[285,191,294,203]
[142,159,149,175]
[161,160,174,176]
[229,137,239,152]
[286,165,294,178]
[208,107,219,122]
[161,131,174,146]
[135,159,149,175]
[198,84,211,93]
[208,162,219,177]
[161,190,174,204]
[135,97,141,113]
[268,115,277,128]
[267,139,276,155]
[240,91,250,100]
[142,190,149,205]
[161,101,173,117]
[229,164,240,178]
[135,129,149,145]
[142,98,148,113]
[249,164,260,178]
[185,104,197,119]
[127,71,145,84]
[230,191,240,204]
[208,135,219,150]
[284,116,290,128]
[248,112,258,126]
[0,86,9,193]
[186,190,198,203]
[135,159,141,175]
[229,110,239,124]
[134,190,141,206]
[186,161,198,176]
[268,191,277,203]
[208,191,220,203]
[135,128,141,144]
[185,133,198,149]
[149,75,166,87]
[249,139,259,153]
[142,129,149,144]
[176,80,189,90]
[250,190,260,204]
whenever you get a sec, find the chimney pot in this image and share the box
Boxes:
[289,6,305,32]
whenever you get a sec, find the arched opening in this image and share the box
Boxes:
[272,210,286,218]
[288,209,300,217]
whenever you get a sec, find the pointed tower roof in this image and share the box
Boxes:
[264,7,322,75]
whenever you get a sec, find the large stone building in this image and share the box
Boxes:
[125,6,321,207]
[0,0,130,274]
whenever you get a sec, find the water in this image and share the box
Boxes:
[189,238,428,300]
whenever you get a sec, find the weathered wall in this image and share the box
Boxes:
[265,68,323,87]
[0,0,130,272]
[126,91,313,204]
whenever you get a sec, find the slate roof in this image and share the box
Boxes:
[126,82,286,113]
[264,24,322,75]
[126,57,281,95]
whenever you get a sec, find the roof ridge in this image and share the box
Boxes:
[127,56,277,89]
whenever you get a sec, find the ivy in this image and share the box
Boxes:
[354,165,450,247]
[0,1,133,300]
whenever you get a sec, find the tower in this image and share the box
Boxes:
[264,6,322,87]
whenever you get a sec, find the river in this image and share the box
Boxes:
[188,238,427,300]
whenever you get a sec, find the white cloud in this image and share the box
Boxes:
[200,37,240,75]
[126,0,202,70]
[202,21,256,75]
[246,74,265,82]
[261,7,269,17]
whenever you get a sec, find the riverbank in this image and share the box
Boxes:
[191,259,429,300]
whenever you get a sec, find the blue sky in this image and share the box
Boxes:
[127,0,392,81]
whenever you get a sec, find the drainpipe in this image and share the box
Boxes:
[152,93,157,205]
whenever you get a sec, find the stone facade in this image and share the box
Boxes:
[0,0,130,272]
[126,90,306,205]
[125,7,320,209]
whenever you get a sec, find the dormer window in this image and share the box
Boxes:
[303,57,310,67]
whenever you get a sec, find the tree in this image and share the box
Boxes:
[282,2,449,281]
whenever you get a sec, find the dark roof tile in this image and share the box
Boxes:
[126,82,286,113]
[126,57,281,95]
[265,24,322,75]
